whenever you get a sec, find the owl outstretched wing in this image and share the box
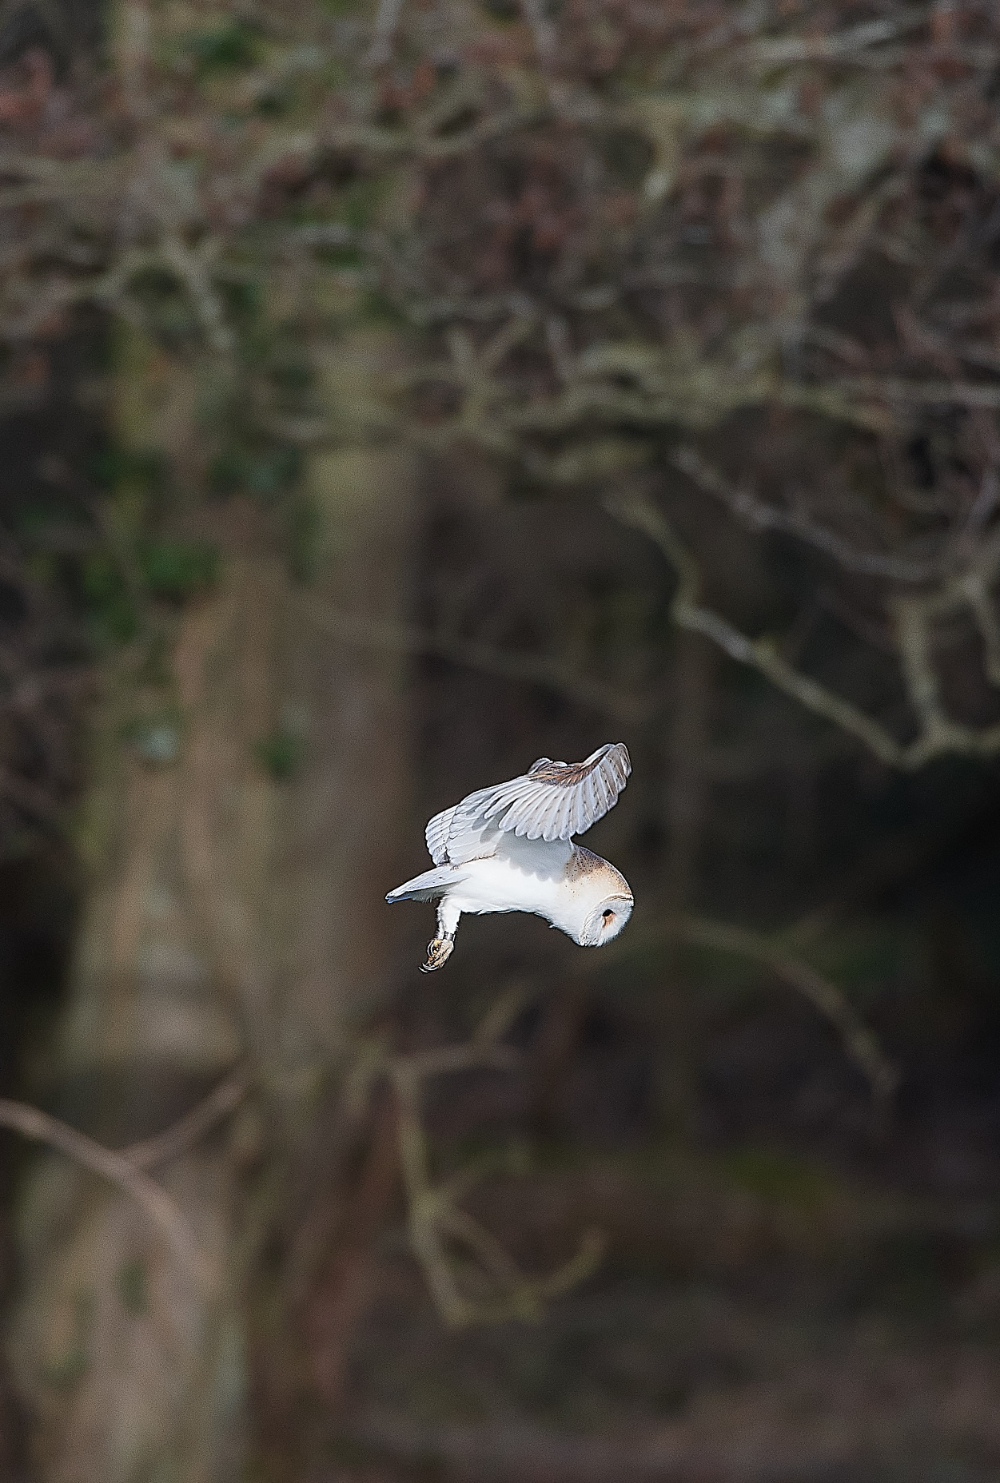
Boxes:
[425,743,631,866]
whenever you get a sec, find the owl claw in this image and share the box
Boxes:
[420,935,454,973]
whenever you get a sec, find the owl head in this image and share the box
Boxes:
[575,891,634,947]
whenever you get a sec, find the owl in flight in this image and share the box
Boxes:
[386,743,633,972]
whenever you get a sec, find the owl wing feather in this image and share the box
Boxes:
[425,803,459,865]
[426,743,630,865]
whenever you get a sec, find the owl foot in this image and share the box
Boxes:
[420,934,454,973]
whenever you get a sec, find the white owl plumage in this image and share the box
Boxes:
[386,743,633,971]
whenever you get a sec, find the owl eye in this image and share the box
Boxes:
[602,909,614,921]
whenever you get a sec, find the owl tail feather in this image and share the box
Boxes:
[385,864,467,904]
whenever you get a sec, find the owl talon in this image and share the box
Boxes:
[420,935,454,973]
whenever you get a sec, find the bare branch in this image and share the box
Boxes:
[521,0,557,68]
[0,1098,215,1288]
[607,489,910,766]
[120,1063,251,1170]
[610,488,1000,770]
[367,0,405,68]
[672,447,941,584]
[838,376,1000,411]
[283,579,647,722]
[675,917,898,1106]
[380,987,603,1326]
[749,11,928,65]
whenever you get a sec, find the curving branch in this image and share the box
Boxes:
[672,446,942,584]
[378,983,604,1327]
[608,488,912,765]
[0,1098,215,1288]
[609,488,1000,770]
[675,917,898,1106]
[120,1063,250,1170]
[283,579,648,722]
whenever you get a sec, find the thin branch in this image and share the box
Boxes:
[839,375,1000,410]
[0,1099,214,1288]
[675,917,898,1106]
[749,11,928,65]
[961,469,1000,549]
[367,0,405,68]
[157,233,234,357]
[120,1063,251,1170]
[400,1043,518,1080]
[381,989,603,1326]
[966,576,1000,686]
[672,446,941,584]
[609,488,1000,770]
[282,579,647,722]
[521,0,557,67]
[608,489,910,765]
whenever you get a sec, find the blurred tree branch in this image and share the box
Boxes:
[380,984,604,1327]
[284,580,649,723]
[675,917,898,1107]
[610,485,1000,770]
[0,1098,215,1287]
[120,1062,251,1170]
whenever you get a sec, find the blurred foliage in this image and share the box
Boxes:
[254,727,303,780]
[138,538,219,604]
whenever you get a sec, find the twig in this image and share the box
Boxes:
[966,575,1000,686]
[282,579,647,722]
[367,0,405,68]
[381,990,603,1326]
[749,10,927,65]
[0,1098,214,1288]
[120,1063,251,1170]
[674,917,898,1105]
[609,488,1000,770]
[521,0,556,67]
[672,446,941,584]
[608,489,910,765]
[838,376,1000,410]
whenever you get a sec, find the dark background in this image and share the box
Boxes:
[3,2,1000,1479]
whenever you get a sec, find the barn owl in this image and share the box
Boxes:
[386,743,633,972]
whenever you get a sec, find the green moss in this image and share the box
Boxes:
[598,127,656,188]
[138,538,219,603]
[269,358,312,393]
[359,288,408,327]
[89,446,165,496]
[480,0,520,18]
[117,1257,148,1316]
[209,444,301,501]
[254,728,302,781]
[182,21,261,76]
[216,277,263,328]
[314,243,362,270]
[719,1146,839,1209]
[284,490,321,580]
[43,1345,88,1388]
[318,0,364,18]
[338,177,387,233]
[81,551,139,645]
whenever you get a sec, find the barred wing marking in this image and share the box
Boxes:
[425,804,458,865]
[430,743,630,863]
[488,743,630,841]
